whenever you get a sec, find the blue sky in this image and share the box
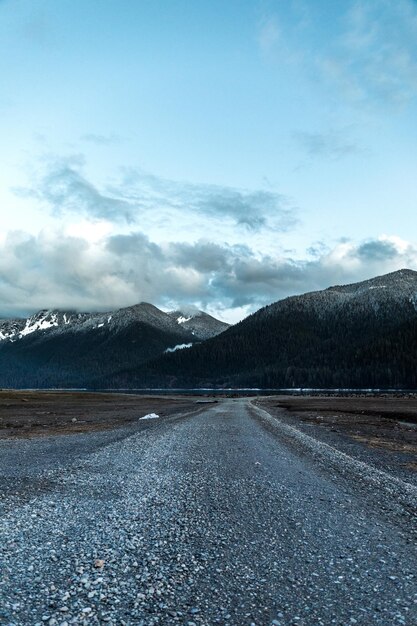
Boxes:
[1,0,416,321]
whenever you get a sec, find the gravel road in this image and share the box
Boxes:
[1,399,416,625]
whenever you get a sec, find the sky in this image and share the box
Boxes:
[0,0,416,322]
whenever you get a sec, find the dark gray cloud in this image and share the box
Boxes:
[106,232,162,259]
[168,241,234,273]
[356,239,398,261]
[0,229,415,321]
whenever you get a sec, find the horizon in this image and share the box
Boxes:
[1,0,417,323]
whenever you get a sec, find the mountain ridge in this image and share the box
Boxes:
[111,269,417,390]
[2,269,417,389]
[0,303,229,388]
[0,303,229,344]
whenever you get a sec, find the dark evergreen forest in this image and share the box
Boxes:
[0,322,192,388]
[105,300,417,389]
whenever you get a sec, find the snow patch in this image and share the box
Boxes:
[177,316,192,324]
[97,323,104,328]
[165,343,193,353]
[19,313,58,337]
[139,413,159,420]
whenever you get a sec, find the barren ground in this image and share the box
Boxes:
[0,390,199,438]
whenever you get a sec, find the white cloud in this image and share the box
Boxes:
[65,219,113,243]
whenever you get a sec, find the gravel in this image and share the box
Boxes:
[1,398,416,625]
[250,401,417,532]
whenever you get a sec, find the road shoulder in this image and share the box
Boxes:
[250,398,417,541]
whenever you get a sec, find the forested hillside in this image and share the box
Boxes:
[105,270,417,389]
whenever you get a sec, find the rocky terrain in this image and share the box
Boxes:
[1,396,416,625]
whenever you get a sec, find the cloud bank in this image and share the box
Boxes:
[8,156,417,322]
[0,229,415,322]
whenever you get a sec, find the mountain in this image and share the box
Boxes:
[167,310,229,340]
[114,269,417,389]
[0,304,229,388]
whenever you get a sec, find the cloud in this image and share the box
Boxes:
[14,158,136,223]
[168,241,235,273]
[15,158,299,234]
[293,129,360,160]
[259,0,417,108]
[117,168,298,233]
[330,0,417,107]
[0,228,416,322]
[355,239,398,261]
[208,236,417,309]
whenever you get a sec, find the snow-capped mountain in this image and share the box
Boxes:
[0,303,229,388]
[0,303,229,345]
[0,310,89,342]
